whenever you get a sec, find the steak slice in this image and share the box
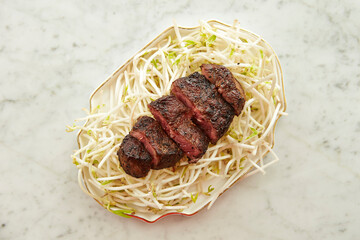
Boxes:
[201,64,246,116]
[149,95,209,162]
[171,73,235,144]
[117,134,151,178]
[130,116,183,169]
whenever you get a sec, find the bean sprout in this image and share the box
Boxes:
[67,20,286,220]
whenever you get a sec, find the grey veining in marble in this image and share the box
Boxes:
[1,0,359,239]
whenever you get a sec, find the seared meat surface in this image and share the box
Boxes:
[130,116,183,169]
[117,135,151,178]
[201,64,246,115]
[149,95,209,162]
[118,66,244,177]
[171,73,235,144]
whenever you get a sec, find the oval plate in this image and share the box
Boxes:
[77,19,286,223]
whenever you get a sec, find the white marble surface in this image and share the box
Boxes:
[1,0,359,239]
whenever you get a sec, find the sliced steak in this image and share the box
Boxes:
[171,73,235,144]
[117,135,151,178]
[149,95,209,162]
[201,64,246,115]
[130,116,183,169]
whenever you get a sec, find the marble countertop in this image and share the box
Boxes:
[1,0,359,239]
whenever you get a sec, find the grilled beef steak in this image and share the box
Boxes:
[130,116,183,169]
[171,73,235,144]
[118,66,244,177]
[149,95,209,162]
[117,135,151,178]
[201,64,246,115]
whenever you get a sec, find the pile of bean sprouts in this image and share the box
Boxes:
[68,20,286,218]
